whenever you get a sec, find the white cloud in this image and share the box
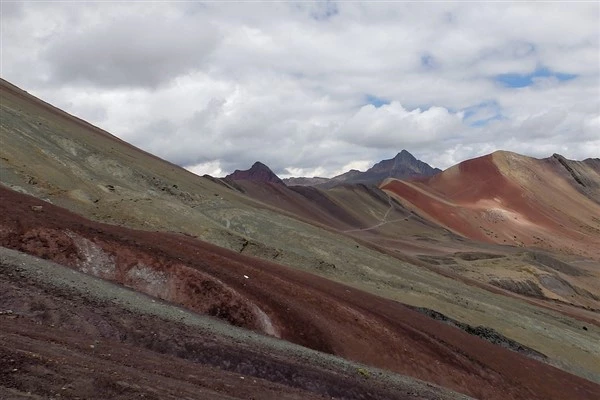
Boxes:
[331,160,374,176]
[186,161,224,177]
[1,1,598,175]
[338,103,464,148]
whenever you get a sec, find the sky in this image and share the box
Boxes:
[1,1,599,178]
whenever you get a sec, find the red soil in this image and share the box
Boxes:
[382,153,600,257]
[1,186,599,399]
[382,178,489,241]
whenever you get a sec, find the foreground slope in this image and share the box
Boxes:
[2,78,600,385]
[1,248,469,400]
[2,188,600,400]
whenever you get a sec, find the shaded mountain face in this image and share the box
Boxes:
[225,161,285,185]
[549,154,600,204]
[359,150,442,183]
[330,169,363,182]
[282,176,330,186]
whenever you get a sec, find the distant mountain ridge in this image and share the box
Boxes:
[283,177,330,186]
[283,150,441,188]
[225,161,285,185]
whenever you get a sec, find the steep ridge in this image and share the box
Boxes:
[225,180,368,231]
[2,186,599,400]
[548,154,600,204]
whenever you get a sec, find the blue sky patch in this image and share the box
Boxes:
[365,95,390,108]
[462,100,505,127]
[310,0,339,21]
[420,53,437,70]
[495,67,577,88]
[470,114,505,126]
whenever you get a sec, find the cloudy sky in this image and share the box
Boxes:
[2,1,599,177]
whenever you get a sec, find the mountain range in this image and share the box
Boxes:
[1,78,600,400]
[280,149,442,188]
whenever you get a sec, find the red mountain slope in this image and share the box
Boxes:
[381,151,600,260]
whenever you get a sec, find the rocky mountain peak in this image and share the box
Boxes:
[225,161,285,185]
[365,150,440,179]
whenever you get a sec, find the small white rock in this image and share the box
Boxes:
[243,275,249,279]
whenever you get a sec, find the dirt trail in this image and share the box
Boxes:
[342,158,414,233]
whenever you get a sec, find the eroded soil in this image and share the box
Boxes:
[1,248,464,400]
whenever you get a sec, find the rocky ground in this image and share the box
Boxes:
[1,248,466,400]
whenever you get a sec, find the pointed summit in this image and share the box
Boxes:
[364,150,441,181]
[225,161,285,185]
[395,149,418,162]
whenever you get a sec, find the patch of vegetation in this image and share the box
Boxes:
[490,278,545,299]
[406,305,548,363]
[357,368,370,378]
[416,255,457,265]
[454,252,504,261]
[526,251,585,276]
